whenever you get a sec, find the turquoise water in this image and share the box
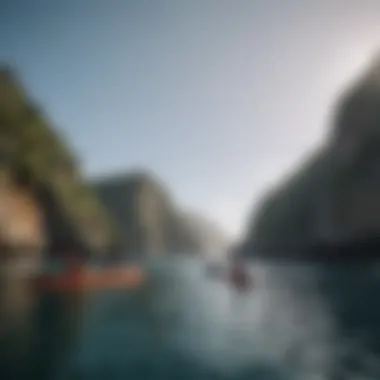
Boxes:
[1,258,380,380]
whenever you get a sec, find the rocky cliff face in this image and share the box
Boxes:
[0,65,229,260]
[0,66,118,257]
[0,67,123,371]
[93,171,229,257]
[238,53,380,257]
[0,173,45,253]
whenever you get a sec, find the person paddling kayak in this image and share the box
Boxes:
[228,256,254,293]
[206,256,254,292]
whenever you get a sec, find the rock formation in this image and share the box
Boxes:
[0,66,118,258]
[0,64,229,261]
[93,171,229,257]
[0,66,122,372]
[238,53,380,257]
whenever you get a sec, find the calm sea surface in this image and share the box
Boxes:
[1,256,380,380]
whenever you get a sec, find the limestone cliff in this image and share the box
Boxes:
[239,53,380,257]
[0,66,118,256]
[93,171,228,257]
[0,67,123,370]
[0,173,44,253]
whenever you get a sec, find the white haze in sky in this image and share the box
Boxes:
[2,1,380,237]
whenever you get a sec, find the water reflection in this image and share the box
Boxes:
[1,257,379,380]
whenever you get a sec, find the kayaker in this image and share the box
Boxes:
[228,256,253,292]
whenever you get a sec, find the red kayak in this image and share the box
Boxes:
[32,258,145,293]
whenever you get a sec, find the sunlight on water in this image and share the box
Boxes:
[170,260,338,379]
[27,256,380,380]
[137,258,339,379]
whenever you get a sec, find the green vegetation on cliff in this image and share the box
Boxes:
[0,65,226,256]
[0,66,118,251]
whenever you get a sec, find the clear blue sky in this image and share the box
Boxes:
[1,0,380,237]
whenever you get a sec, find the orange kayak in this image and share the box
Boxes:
[33,266,146,293]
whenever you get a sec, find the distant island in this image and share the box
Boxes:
[92,170,230,258]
